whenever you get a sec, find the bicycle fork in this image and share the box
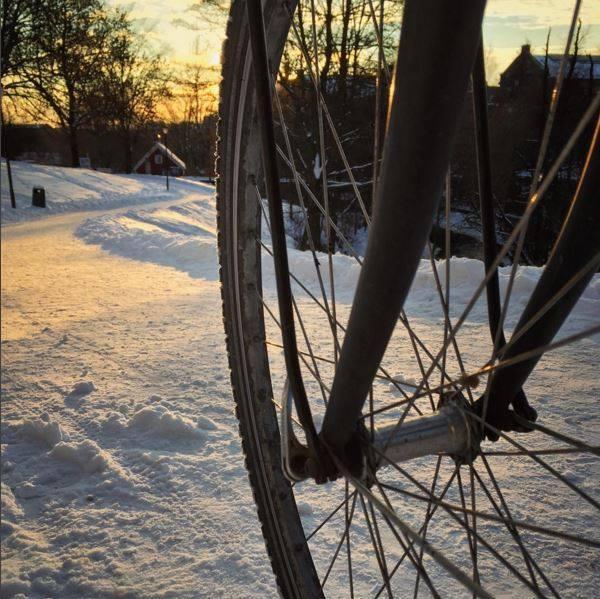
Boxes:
[247,0,600,483]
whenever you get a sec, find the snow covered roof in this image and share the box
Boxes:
[133,142,186,172]
[533,54,600,79]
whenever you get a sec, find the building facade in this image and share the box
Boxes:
[133,142,186,176]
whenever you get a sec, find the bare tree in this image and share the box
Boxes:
[1,0,32,89]
[1,0,35,207]
[94,19,172,172]
[276,0,402,250]
[17,0,121,165]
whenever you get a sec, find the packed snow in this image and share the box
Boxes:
[2,162,598,597]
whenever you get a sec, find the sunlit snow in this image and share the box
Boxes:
[2,161,598,597]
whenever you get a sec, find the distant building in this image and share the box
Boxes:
[499,44,599,100]
[133,142,186,176]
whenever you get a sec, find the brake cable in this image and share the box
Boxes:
[246,0,322,461]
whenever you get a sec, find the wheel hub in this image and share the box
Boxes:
[281,385,481,484]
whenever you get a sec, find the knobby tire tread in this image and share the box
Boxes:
[215,1,321,597]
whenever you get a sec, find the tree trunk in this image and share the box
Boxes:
[69,125,79,167]
[124,131,133,173]
[1,107,16,208]
[339,0,352,102]
[320,0,334,96]
[302,197,323,252]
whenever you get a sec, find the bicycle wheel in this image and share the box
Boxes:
[217,0,600,595]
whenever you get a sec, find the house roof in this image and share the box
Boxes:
[533,54,600,80]
[133,142,186,172]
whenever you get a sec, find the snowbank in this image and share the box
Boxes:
[263,248,599,334]
[1,160,213,224]
[72,182,598,334]
[75,201,218,280]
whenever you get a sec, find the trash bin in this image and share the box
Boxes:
[32,186,46,208]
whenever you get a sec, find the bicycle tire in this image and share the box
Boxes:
[217,0,600,596]
[217,1,322,596]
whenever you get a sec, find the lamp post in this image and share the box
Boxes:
[1,86,16,209]
[156,129,169,190]
[163,127,169,191]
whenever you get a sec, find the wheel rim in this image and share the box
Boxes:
[225,0,600,595]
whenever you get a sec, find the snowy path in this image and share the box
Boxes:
[1,177,275,597]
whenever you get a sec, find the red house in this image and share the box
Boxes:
[133,142,186,176]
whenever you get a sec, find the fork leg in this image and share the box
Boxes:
[483,118,600,430]
[321,0,487,455]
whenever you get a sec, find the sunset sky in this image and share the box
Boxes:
[111,0,600,82]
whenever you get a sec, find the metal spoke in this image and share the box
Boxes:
[473,459,560,597]
[327,451,494,598]
[345,480,355,597]
[363,378,470,420]
[529,0,583,198]
[275,143,474,405]
[359,493,392,597]
[468,466,480,596]
[374,456,555,596]
[427,244,475,406]
[456,468,480,595]
[467,411,600,511]
[271,73,340,352]
[307,0,339,370]
[477,461,542,596]
[483,447,598,457]
[369,460,446,597]
[405,319,437,412]
[261,222,435,410]
[413,456,443,598]
[379,512,442,598]
[369,501,393,596]
[379,479,600,549]
[287,9,372,224]
[266,340,421,398]
[442,171,452,394]
[485,0,585,400]
[306,490,357,541]
[479,324,600,381]
[366,0,391,82]
[480,108,600,430]
[399,93,600,412]
[258,289,333,400]
[258,191,329,404]
[321,491,359,588]
[509,416,600,457]
[497,252,600,360]
[367,322,600,424]
[371,0,388,199]
[276,145,361,259]
[374,468,459,598]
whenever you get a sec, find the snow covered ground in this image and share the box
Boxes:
[2,162,599,597]
[1,160,214,225]
[2,164,273,597]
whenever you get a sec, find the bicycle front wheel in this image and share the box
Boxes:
[217,0,600,596]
